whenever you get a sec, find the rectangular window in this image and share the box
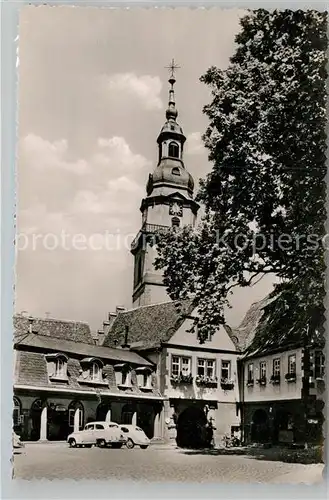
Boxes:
[314,352,325,379]
[171,356,191,376]
[171,356,180,376]
[197,359,215,378]
[273,358,280,377]
[260,361,266,379]
[55,358,66,378]
[206,360,215,378]
[90,363,101,381]
[288,354,296,374]
[197,359,205,376]
[181,357,191,376]
[143,372,150,387]
[221,360,231,380]
[247,363,254,381]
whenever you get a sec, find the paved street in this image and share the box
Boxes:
[13,443,324,484]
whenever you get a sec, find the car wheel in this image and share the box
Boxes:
[126,438,135,449]
[97,439,106,448]
[69,438,77,448]
[140,445,148,450]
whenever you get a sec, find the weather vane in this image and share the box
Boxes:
[165,58,180,79]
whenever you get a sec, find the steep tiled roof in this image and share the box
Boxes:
[234,297,272,352]
[235,295,307,358]
[14,314,94,344]
[14,349,161,398]
[103,300,193,350]
[14,333,152,366]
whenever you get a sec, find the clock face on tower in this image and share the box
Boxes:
[169,201,183,217]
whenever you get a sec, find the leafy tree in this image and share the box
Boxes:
[155,9,327,344]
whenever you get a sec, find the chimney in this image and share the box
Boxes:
[108,312,117,327]
[97,329,105,346]
[121,325,130,349]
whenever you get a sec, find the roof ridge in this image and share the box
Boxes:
[14,314,90,327]
[116,299,189,315]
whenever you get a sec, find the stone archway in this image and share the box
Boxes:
[121,403,136,425]
[176,406,208,449]
[96,402,111,422]
[30,399,43,441]
[251,409,270,443]
[137,404,155,439]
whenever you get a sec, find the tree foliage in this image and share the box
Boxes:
[155,9,327,343]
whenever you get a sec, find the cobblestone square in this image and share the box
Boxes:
[13,444,324,484]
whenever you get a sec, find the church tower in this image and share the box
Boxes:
[131,62,200,308]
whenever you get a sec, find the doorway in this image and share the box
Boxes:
[176,406,208,449]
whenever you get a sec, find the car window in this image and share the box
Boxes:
[95,424,104,430]
[85,424,94,430]
[136,427,143,432]
[108,424,118,428]
[120,427,129,433]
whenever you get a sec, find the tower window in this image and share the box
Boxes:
[171,167,180,176]
[168,142,179,158]
[171,217,180,228]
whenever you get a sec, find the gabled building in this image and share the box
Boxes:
[235,299,325,446]
[101,300,241,448]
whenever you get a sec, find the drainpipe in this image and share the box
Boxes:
[302,323,311,450]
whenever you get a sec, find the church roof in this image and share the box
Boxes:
[103,300,194,350]
[14,314,95,345]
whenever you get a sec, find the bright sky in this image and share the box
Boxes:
[15,6,276,332]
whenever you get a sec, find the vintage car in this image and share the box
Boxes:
[67,421,126,448]
[119,425,150,449]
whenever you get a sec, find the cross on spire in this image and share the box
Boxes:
[165,58,180,79]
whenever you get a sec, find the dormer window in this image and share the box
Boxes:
[45,353,68,382]
[55,358,66,378]
[136,366,153,390]
[78,357,107,385]
[114,363,132,387]
[171,167,180,176]
[168,141,179,158]
[90,362,101,381]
